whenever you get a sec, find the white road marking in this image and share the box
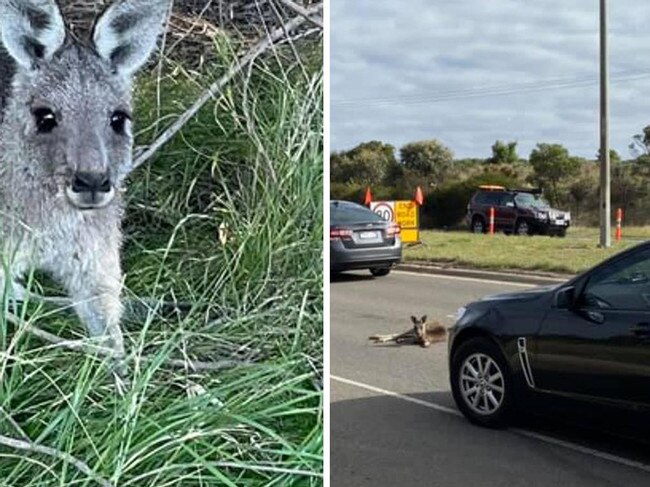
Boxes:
[510,428,650,473]
[331,375,459,416]
[331,375,650,474]
[393,270,542,288]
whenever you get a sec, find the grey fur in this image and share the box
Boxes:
[24,4,51,31]
[0,0,169,373]
[0,46,15,119]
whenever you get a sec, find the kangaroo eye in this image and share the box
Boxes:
[110,111,130,135]
[33,108,57,133]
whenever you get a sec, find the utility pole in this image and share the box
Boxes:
[599,0,611,247]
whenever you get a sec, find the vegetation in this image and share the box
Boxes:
[0,25,323,487]
[330,129,650,228]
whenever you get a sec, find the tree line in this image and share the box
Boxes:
[330,128,650,228]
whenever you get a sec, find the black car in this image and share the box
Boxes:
[467,186,571,237]
[330,200,402,276]
[449,241,650,427]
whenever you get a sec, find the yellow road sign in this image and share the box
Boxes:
[370,200,420,244]
[395,200,419,243]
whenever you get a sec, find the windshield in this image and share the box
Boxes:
[514,193,550,210]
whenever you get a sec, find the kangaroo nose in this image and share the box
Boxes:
[72,172,111,193]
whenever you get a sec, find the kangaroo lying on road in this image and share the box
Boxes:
[0,0,170,376]
[369,315,448,348]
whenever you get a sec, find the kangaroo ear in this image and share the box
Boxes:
[410,315,417,324]
[0,0,66,69]
[420,315,427,323]
[92,0,170,78]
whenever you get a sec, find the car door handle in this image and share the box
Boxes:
[580,310,605,324]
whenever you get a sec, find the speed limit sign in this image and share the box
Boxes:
[370,201,395,222]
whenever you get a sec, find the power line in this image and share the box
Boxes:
[331,69,650,108]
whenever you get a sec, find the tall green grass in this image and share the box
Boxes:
[0,39,323,486]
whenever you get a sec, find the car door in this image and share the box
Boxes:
[498,193,517,229]
[531,247,650,406]
[481,192,500,228]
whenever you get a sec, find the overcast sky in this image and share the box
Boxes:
[330,0,650,160]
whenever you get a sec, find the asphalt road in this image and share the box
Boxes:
[330,270,650,487]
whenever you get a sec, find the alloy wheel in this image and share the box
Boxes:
[459,353,505,415]
[516,221,529,236]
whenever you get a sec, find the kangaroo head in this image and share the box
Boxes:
[0,0,170,210]
[410,314,428,345]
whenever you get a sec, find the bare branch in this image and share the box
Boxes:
[157,357,252,372]
[5,314,117,357]
[130,10,319,172]
[276,0,323,28]
[5,314,251,373]
[0,434,113,487]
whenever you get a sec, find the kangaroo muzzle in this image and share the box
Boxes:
[66,171,115,209]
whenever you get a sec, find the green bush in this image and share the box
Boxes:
[329,182,407,204]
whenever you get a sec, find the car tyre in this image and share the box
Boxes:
[514,219,532,236]
[450,337,515,428]
[370,267,391,277]
[471,216,486,234]
[557,228,567,238]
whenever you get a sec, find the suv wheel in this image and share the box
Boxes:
[471,217,486,234]
[450,337,514,428]
[370,267,391,277]
[514,220,531,236]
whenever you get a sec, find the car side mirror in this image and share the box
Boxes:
[555,286,576,309]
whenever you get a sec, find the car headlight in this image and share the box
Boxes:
[455,306,467,322]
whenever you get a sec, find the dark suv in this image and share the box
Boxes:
[467,186,571,237]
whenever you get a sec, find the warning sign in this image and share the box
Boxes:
[370,200,420,244]
[395,201,418,229]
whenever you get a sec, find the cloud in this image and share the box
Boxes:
[331,0,650,159]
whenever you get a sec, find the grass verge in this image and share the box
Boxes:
[405,227,650,275]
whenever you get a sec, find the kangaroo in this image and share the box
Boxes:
[0,0,170,376]
[369,315,448,348]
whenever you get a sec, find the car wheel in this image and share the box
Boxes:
[370,267,391,277]
[514,220,531,236]
[557,228,567,238]
[450,337,514,428]
[471,217,486,234]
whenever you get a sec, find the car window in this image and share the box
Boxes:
[472,192,486,205]
[583,248,650,310]
[483,192,502,206]
[331,202,384,224]
[514,193,550,209]
[501,194,515,206]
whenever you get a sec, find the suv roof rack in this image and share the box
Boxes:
[477,185,543,194]
[507,187,542,195]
